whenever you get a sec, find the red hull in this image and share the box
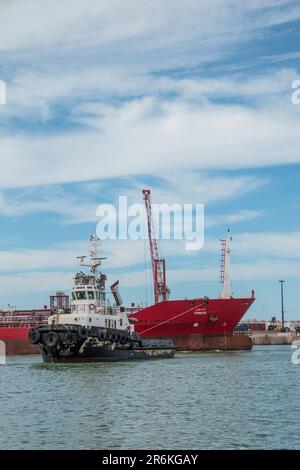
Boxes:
[0,309,51,355]
[130,297,254,351]
[143,333,253,351]
[0,327,38,355]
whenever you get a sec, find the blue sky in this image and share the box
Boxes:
[0,0,300,320]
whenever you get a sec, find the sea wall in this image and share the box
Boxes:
[251,332,298,345]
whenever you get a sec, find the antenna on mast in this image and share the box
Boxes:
[220,229,232,299]
[77,235,106,276]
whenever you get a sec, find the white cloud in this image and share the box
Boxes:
[0,187,99,224]
[1,98,300,189]
[2,64,296,122]
[0,171,266,222]
[1,231,300,276]
[1,257,299,299]
[0,2,299,189]
[231,232,300,258]
[206,210,263,228]
[1,1,298,61]
[0,271,73,297]
[0,239,148,273]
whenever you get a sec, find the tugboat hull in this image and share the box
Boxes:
[29,325,175,363]
[39,346,174,363]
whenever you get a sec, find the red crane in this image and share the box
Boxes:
[142,189,170,304]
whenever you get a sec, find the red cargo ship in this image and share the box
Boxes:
[0,311,50,354]
[129,296,254,351]
[0,292,68,355]
[128,190,255,351]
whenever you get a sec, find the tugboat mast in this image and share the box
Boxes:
[76,234,106,280]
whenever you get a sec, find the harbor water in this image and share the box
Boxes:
[0,345,299,450]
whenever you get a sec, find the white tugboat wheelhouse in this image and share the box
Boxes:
[49,234,134,333]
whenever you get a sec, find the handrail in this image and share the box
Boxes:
[0,315,49,327]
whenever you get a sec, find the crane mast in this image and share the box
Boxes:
[142,189,170,304]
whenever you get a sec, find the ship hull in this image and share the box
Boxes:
[143,333,253,351]
[0,327,38,355]
[40,346,174,363]
[130,297,255,351]
[29,325,175,363]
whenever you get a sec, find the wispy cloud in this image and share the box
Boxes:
[0,171,266,222]
[1,1,299,61]
[1,2,300,190]
[2,98,300,189]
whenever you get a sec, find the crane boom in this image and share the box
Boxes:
[142,189,170,304]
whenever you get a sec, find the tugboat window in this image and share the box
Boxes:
[76,292,87,300]
[88,291,95,300]
[72,293,76,300]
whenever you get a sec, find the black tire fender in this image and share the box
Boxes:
[63,333,74,346]
[78,326,88,339]
[29,329,40,345]
[120,335,126,344]
[45,332,58,348]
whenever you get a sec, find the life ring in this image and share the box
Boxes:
[89,304,96,311]
[29,329,40,345]
[45,332,58,348]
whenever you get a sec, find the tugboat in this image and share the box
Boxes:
[29,235,175,363]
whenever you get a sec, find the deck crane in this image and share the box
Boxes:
[142,189,170,304]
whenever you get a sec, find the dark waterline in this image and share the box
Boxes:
[0,346,299,450]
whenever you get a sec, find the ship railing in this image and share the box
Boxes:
[70,304,119,315]
[233,330,253,336]
[234,330,298,336]
[0,315,49,327]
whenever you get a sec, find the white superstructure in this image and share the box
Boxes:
[49,235,134,333]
